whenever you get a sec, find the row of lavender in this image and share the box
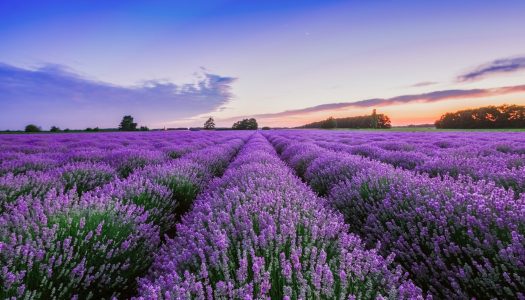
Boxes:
[282,130,525,195]
[0,131,238,177]
[264,131,525,299]
[0,131,248,298]
[137,133,426,299]
[0,131,242,212]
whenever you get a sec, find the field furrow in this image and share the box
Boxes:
[1,130,524,299]
[0,132,247,299]
[270,130,525,195]
[138,133,424,299]
[264,132,525,299]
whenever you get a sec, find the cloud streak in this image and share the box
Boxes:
[458,56,525,82]
[409,81,438,87]
[0,63,236,128]
[225,84,525,121]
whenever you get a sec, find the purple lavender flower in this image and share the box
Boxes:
[99,175,175,234]
[52,162,117,195]
[0,191,159,299]
[104,148,167,178]
[263,130,525,298]
[0,171,63,212]
[138,134,424,299]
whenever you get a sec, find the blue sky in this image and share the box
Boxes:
[1,0,525,129]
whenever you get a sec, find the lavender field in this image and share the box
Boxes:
[1,130,524,299]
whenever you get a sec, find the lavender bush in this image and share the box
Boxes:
[0,191,159,299]
[104,149,167,178]
[54,162,117,195]
[267,130,525,195]
[100,176,176,235]
[0,171,63,212]
[133,139,244,216]
[138,134,424,299]
[1,129,523,298]
[329,168,525,298]
[0,131,249,298]
[265,131,525,299]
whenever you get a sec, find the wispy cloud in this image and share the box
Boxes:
[224,84,525,121]
[0,63,236,128]
[410,81,438,87]
[457,56,525,82]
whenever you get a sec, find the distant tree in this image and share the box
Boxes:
[139,126,149,131]
[371,109,378,128]
[377,114,392,129]
[64,128,70,132]
[119,115,137,131]
[232,121,241,129]
[435,104,525,129]
[25,124,41,132]
[232,118,258,130]
[320,116,338,129]
[301,112,391,129]
[85,127,93,132]
[93,127,100,132]
[262,126,271,130]
[204,117,215,130]
[248,118,258,130]
[50,126,60,132]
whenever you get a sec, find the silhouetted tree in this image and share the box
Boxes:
[25,124,41,132]
[232,118,258,130]
[248,118,258,129]
[377,114,391,128]
[204,117,215,130]
[435,104,525,129]
[371,109,378,128]
[301,112,391,129]
[140,126,149,131]
[320,116,337,129]
[119,115,137,131]
[50,126,60,132]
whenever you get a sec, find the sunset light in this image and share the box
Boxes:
[1,2,525,299]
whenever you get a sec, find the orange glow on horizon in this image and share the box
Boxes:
[249,93,525,127]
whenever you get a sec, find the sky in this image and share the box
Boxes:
[1,0,525,129]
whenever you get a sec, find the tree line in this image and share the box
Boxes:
[203,117,259,130]
[300,111,391,129]
[20,116,261,133]
[22,115,149,133]
[435,104,525,129]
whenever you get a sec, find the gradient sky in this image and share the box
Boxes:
[1,0,525,129]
